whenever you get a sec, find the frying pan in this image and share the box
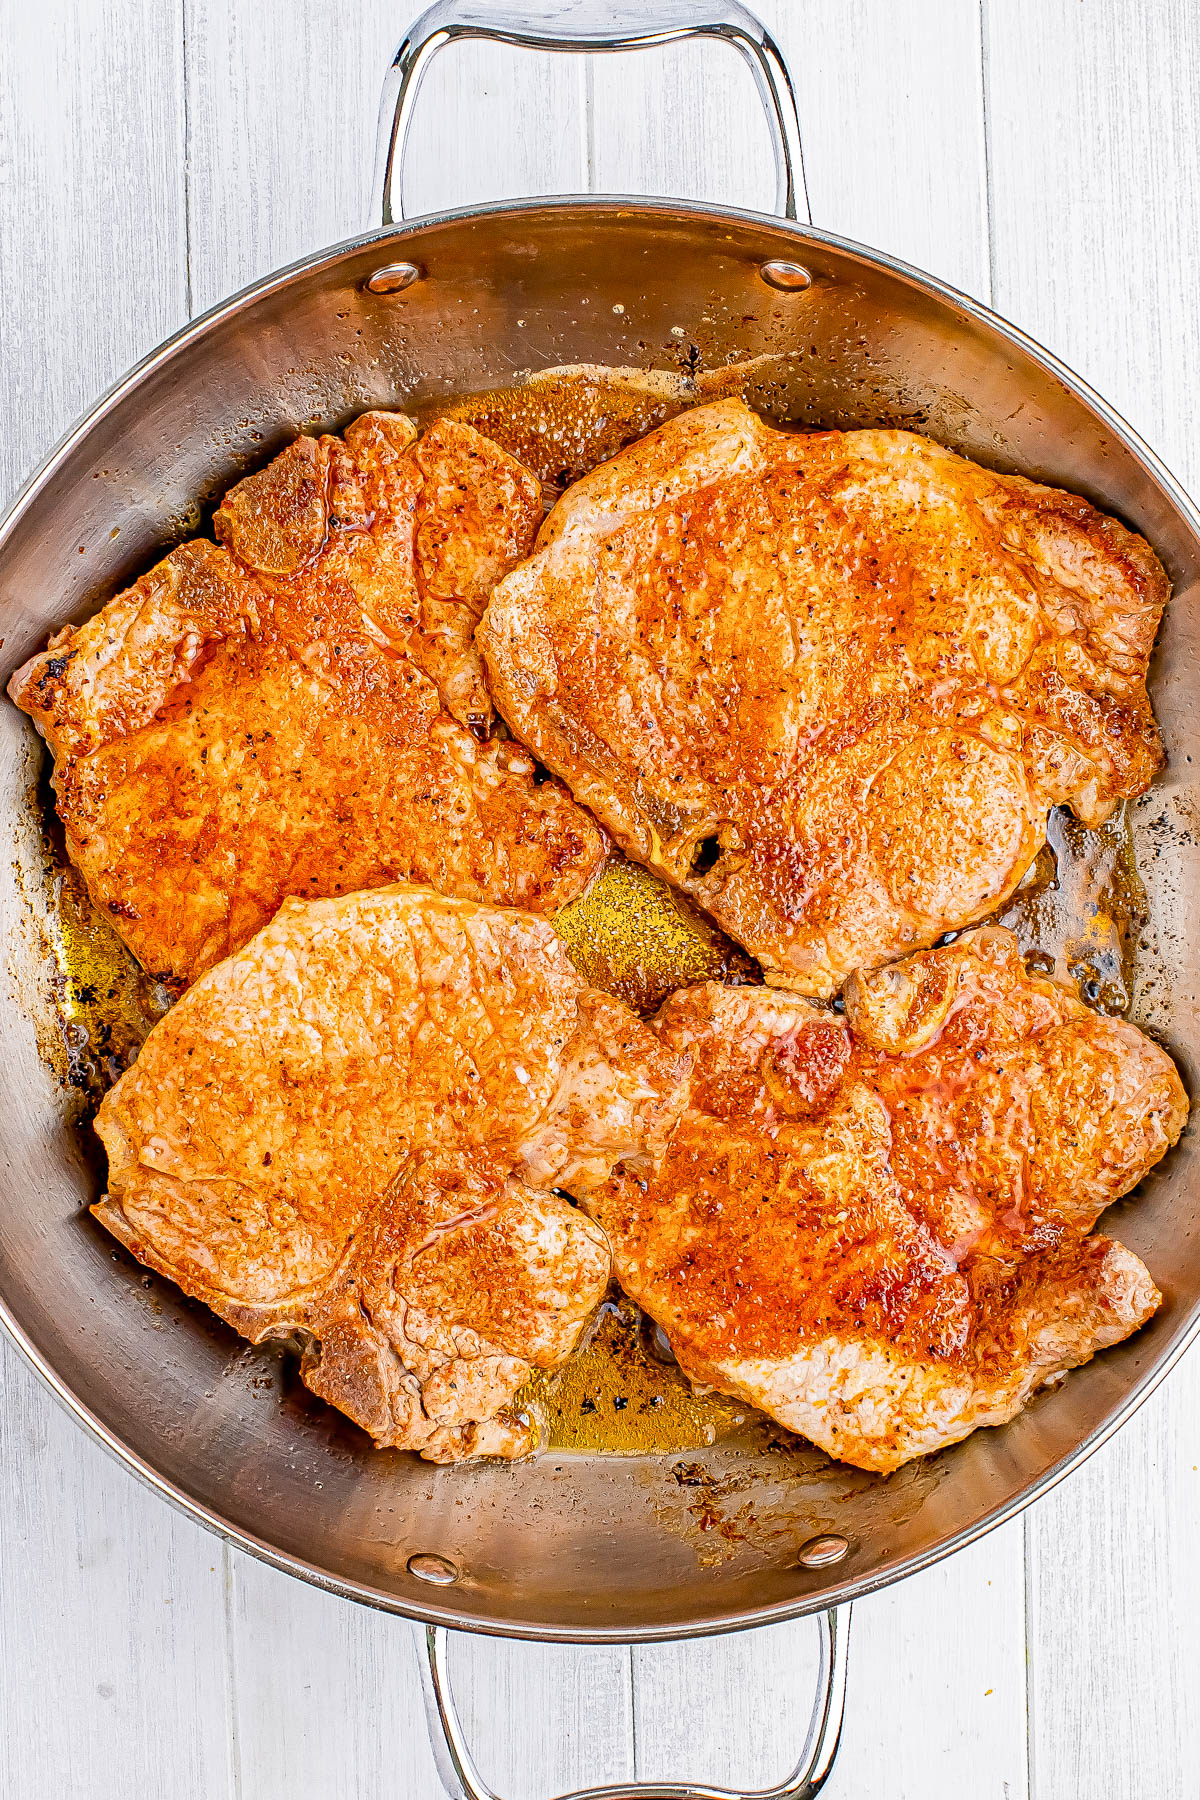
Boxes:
[2,5,1198,1796]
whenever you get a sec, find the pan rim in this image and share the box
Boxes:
[3,191,1199,1643]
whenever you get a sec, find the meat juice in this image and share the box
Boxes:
[28,364,1154,1457]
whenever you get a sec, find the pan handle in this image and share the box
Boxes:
[372,0,807,225]
[422,1604,852,1800]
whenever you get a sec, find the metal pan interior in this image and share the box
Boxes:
[1,199,1197,1640]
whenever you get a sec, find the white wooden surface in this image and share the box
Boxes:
[2,2,1198,1794]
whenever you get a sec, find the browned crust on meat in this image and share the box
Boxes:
[92,884,690,1460]
[9,414,605,988]
[480,399,1169,994]
[585,928,1184,1471]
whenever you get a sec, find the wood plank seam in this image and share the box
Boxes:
[978,0,998,309]
[222,1543,243,1800]
[180,0,195,318]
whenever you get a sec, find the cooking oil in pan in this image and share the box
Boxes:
[421,358,778,494]
[994,801,1146,1014]
[24,767,170,1116]
[518,1290,755,1454]
[21,363,1159,1459]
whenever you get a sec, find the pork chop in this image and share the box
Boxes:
[93,884,689,1461]
[479,398,1168,995]
[585,929,1185,1472]
[9,413,605,989]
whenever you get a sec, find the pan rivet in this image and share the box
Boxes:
[760,259,812,292]
[366,261,423,295]
[407,1552,460,1585]
[797,1533,849,1569]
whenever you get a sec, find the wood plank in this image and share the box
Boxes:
[183,0,589,315]
[0,5,234,1798]
[0,1343,232,1800]
[834,1529,1029,1800]
[223,1550,445,1800]
[227,1557,637,1800]
[633,1531,1027,1798]
[587,38,779,215]
[632,1620,821,1792]
[587,0,989,293]
[0,0,189,497]
[451,1637,635,1799]
[985,5,1200,1795]
[787,0,989,296]
[182,0,395,313]
[399,40,589,220]
[1022,1388,1200,1800]
[984,0,1200,477]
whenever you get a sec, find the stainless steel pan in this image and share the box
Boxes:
[3,6,1198,1796]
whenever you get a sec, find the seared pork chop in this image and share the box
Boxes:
[585,929,1185,1472]
[479,399,1167,994]
[93,884,688,1461]
[10,413,605,989]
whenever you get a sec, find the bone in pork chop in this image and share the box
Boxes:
[479,398,1168,995]
[93,884,689,1461]
[9,413,605,989]
[584,928,1185,1472]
